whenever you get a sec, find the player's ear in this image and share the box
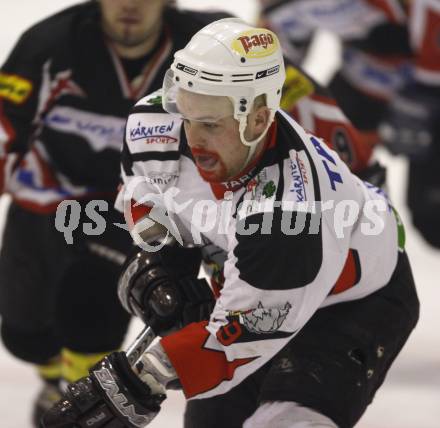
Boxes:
[251,105,271,137]
[244,104,271,142]
[256,105,271,130]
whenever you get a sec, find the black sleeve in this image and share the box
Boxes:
[0,29,45,159]
[0,4,84,191]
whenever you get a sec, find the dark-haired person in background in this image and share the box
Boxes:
[0,0,229,424]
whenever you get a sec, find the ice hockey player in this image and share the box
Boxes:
[260,0,440,248]
[0,0,230,424]
[0,1,384,425]
[41,18,419,428]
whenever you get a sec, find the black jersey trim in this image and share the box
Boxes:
[130,103,166,115]
[121,139,134,176]
[131,151,180,163]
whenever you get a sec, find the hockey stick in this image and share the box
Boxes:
[124,280,182,367]
[125,326,157,366]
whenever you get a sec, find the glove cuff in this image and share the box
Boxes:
[90,352,165,427]
[135,342,178,389]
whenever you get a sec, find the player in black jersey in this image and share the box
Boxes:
[0,1,229,425]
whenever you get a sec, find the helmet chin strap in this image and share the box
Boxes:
[238,112,274,169]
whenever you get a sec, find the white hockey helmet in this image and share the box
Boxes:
[162,18,286,161]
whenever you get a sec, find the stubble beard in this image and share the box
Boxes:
[105,20,162,49]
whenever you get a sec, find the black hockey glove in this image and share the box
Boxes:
[118,245,215,335]
[379,82,440,160]
[40,351,165,428]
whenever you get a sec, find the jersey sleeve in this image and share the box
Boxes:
[0,30,45,192]
[116,92,183,241]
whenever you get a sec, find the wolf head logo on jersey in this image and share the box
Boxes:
[240,301,292,334]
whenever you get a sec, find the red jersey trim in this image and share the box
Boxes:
[414,9,440,73]
[106,28,173,100]
[161,322,256,398]
[130,199,152,223]
[11,191,117,214]
[367,0,406,24]
[330,249,362,295]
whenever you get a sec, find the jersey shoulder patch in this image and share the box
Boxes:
[126,105,182,155]
[0,72,33,104]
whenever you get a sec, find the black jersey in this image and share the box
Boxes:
[0,1,229,212]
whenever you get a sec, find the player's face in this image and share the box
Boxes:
[177,91,252,183]
[100,0,166,47]
[177,90,271,183]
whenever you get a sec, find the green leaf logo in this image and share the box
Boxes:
[147,95,162,106]
[262,181,276,198]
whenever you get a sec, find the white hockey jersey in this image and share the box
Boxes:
[117,94,404,400]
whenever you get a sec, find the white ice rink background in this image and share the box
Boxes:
[0,1,439,427]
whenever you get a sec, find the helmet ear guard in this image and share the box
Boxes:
[162,18,286,162]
